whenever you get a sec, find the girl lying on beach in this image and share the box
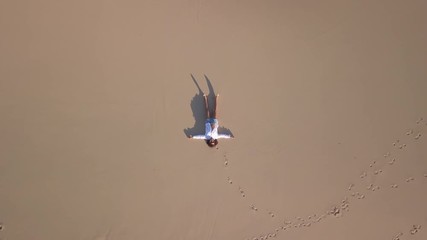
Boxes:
[188,94,233,147]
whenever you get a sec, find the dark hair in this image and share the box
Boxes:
[206,139,218,147]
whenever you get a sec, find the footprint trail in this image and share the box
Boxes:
[219,117,426,240]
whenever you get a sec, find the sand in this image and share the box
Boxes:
[1,0,427,239]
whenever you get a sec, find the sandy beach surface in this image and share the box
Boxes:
[1,1,427,239]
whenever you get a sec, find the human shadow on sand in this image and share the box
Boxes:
[184,74,234,138]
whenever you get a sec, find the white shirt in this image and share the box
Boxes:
[192,122,231,140]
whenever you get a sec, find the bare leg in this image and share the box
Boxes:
[213,94,219,119]
[204,95,210,119]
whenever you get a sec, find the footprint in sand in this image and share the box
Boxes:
[414,133,422,140]
[360,172,368,179]
[357,194,365,200]
[392,232,403,240]
[227,177,233,184]
[409,224,421,235]
[250,205,258,212]
[405,177,415,183]
[267,233,276,238]
[388,158,396,165]
[239,186,246,198]
[329,206,343,217]
[223,154,229,166]
[398,143,407,149]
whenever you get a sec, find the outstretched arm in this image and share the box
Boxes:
[217,134,233,139]
[190,135,207,140]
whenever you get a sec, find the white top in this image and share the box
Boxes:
[192,122,232,140]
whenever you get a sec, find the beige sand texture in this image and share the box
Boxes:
[1,0,427,239]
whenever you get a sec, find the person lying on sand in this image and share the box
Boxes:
[188,94,233,147]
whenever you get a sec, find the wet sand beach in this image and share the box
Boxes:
[1,1,427,239]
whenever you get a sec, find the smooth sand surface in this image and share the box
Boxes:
[1,1,427,239]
